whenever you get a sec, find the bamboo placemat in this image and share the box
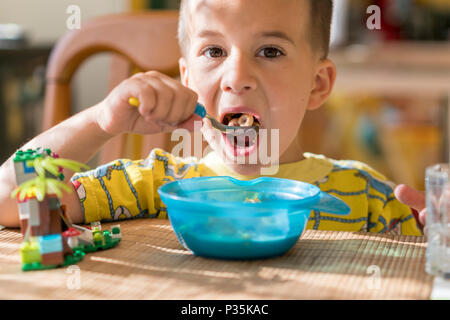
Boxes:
[0,218,433,300]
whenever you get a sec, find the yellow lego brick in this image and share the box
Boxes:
[20,240,41,264]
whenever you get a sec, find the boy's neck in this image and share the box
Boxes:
[279,135,305,164]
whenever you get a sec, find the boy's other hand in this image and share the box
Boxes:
[394,184,426,227]
[96,71,199,136]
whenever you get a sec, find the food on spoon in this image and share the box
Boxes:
[238,114,254,127]
[223,113,260,148]
[223,113,259,128]
[228,118,240,127]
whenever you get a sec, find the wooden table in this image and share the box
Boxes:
[0,219,433,300]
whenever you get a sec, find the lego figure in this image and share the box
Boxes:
[71,224,94,246]
[92,227,103,246]
[91,221,101,230]
[71,223,121,251]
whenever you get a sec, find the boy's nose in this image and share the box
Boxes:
[220,54,257,94]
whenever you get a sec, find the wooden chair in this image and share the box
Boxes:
[43,10,183,164]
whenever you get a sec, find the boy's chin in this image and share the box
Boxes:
[213,145,266,176]
[225,162,267,177]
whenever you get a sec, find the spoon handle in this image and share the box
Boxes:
[194,104,225,131]
[194,102,258,135]
[130,97,206,119]
[129,97,256,136]
[194,103,207,118]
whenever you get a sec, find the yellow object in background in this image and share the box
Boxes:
[379,125,441,190]
[130,0,150,11]
[416,0,450,10]
[322,92,443,190]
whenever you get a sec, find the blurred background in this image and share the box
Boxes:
[0,0,449,189]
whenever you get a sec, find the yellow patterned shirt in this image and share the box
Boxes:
[71,148,422,236]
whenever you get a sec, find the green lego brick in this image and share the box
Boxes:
[103,230,112,244]
[112,226,121,234]
[78,238,121,253]
[22,249,85,272]
[13,148,50,163]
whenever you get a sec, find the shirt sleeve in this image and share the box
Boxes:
[70,148,202,223]
[353,165,423,236]
[316,158,423,236]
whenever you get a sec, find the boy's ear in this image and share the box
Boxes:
[179,57,189,86]
[306,59,337,111]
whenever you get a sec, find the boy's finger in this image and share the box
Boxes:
[179,92,200,124]
[133,71,171,121]
[144,78,173,121]
[165,90,190,125]
[394,184,425,211]
[132,78,156,117]
[418,209,427,226]
[158,77,197,125]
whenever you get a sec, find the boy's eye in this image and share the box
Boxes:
[257,47,284,58]
[204,47,226,58]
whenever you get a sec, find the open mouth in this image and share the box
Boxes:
[221,113,261,150]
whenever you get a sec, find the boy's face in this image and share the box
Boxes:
[179,0,335,175]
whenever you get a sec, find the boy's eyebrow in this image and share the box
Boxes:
[258,31,296,45]
[195,30,296,45]
[195,30,224,38]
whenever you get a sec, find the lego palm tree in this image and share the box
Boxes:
[11,148,89,270]
[12,149,89,237]
[12,148,122,271]
[12,175,73,232]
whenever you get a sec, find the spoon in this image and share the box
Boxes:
[128,97,259,138]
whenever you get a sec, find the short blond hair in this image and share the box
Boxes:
[177,0,190,57]
[177,0,333,59]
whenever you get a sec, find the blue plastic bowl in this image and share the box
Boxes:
[158,176,350,260]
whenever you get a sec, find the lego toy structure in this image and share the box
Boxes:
[12,148,122,271]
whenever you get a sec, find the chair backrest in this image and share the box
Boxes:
[43,11,183,164]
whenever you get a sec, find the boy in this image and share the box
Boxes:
[0,0,425,235]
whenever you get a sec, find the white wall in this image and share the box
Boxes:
[0,0,129,113]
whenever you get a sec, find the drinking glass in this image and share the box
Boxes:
[425,164,450,278]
